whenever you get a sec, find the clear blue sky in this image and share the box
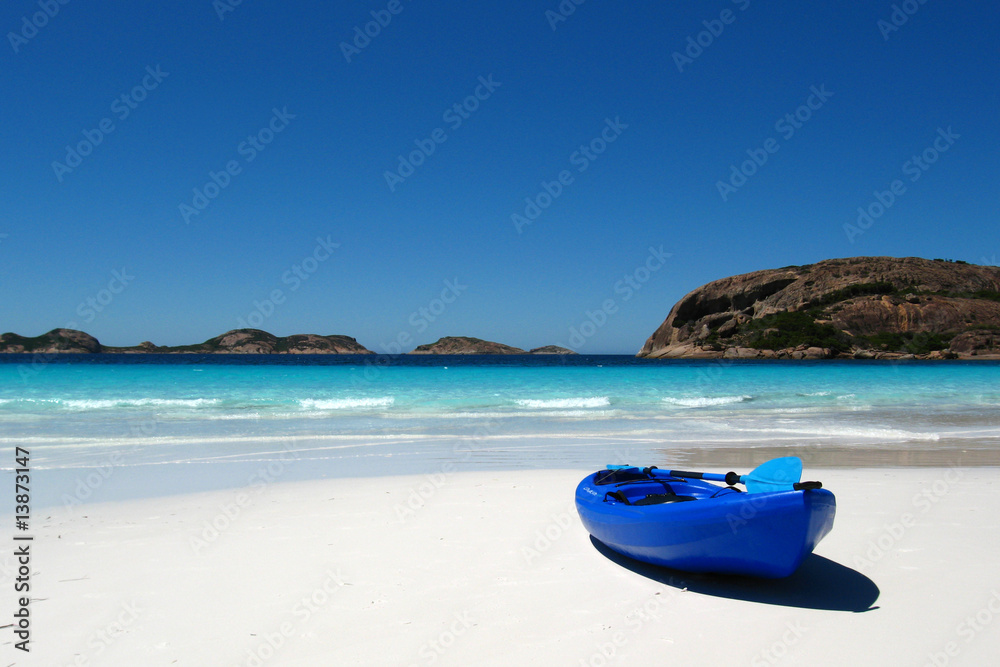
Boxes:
[1,1,997,353]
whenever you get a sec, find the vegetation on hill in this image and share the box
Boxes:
[639,256,1000,359]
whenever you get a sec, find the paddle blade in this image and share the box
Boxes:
[744,457,803,493]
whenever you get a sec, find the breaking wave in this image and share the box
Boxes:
[298,397,395,410]
[9,398,222,410]
[662,395,753,408]
[515,397,611,409]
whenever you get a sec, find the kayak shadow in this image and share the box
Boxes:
[591,537,879,612]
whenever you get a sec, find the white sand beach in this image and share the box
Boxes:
[5,467,1000,666]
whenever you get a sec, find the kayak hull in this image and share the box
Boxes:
[575,469,836,578]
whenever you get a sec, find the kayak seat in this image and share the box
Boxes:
[710,486,743,497]
[594,469,649,485]
[634,493,696,506]
[604,491,696,505]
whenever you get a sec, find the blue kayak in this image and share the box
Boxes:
[575,466,836,578]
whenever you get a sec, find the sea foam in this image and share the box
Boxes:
[17,398,222,410]
[662,395,752,408]
[515,397,611,409]
[298,397,395,410]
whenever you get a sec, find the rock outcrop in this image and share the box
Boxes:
[0,329,373,354]
[409,336,526,354]
[638,257,1000,359]
[527,346,578,355]
[169,330,373,354]
[0,329,102,354]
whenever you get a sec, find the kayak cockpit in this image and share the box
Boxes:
[591,467,743,506]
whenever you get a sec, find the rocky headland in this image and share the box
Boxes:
[638,257,1000,359]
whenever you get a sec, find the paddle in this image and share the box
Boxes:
[608,457,822,492]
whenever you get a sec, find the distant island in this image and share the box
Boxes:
[526,345,577,355]
[638,257,1000,359]
[407,336,576,355]
[0,329,374,355]
[0,330,577,356]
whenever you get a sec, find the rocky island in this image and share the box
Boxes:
[0,328,104,354]
[0,329,576,356]
[527,346,577,355]
[638,257,1000,359]
[0,329,373,354]
[409,336,526,355]
[407,337,577,355]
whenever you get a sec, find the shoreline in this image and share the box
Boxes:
[6,467,1000,665]
[20,439,1000,512]
[656,445,1000,469]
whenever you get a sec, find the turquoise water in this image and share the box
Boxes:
[2,357,999,486]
